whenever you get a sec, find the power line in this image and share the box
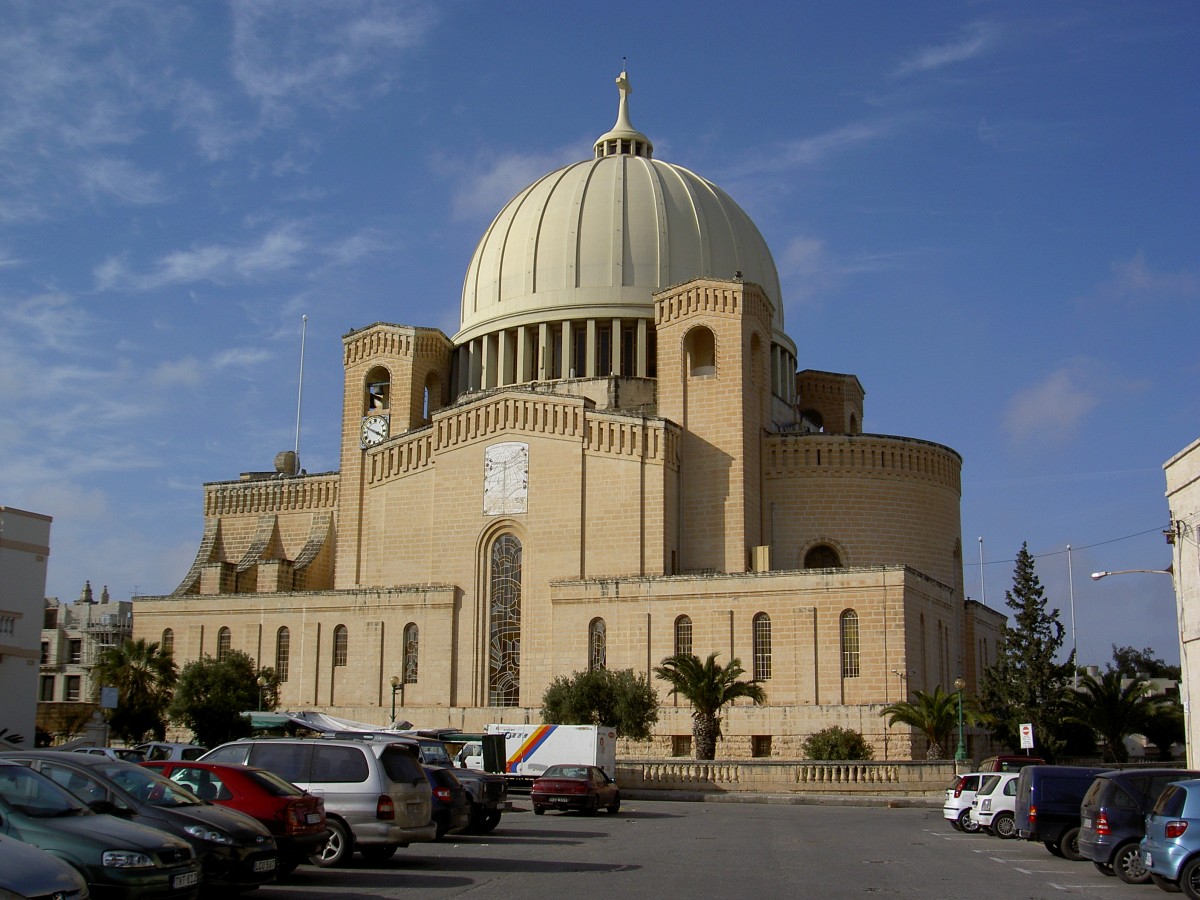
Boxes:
[977,523,1170,568]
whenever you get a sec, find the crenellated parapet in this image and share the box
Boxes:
[342,322,451,368]
[655,279,774,331]
[204,472,339,517]
[764,432,961,492]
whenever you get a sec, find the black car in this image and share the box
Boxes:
[1078,767,1200,884]
[423,766,471,839]
[0,751,278,889]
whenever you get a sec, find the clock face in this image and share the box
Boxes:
[360,414,389,448]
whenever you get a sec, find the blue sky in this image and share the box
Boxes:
[1,1,1194,667]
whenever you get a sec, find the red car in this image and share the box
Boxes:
[531,765,620,815]
[143,760,327,873]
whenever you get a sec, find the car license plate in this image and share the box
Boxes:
[552,796,571,802]
[306,812,321,824]
[1145,852,1153,866]
[253,857,276,873]
[1082,817,1092,828]
[173,871,200,889]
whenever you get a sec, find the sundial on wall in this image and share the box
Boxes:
[483,442,529,515]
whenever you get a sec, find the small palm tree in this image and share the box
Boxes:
[880,685,969,760]
[1065,670,1169,763]
[93,638,178,744]
[653,652,765,760]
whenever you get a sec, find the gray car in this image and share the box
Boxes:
[202,736,435,867]
[0,833,90,900]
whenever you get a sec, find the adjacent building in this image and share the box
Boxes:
[133,72,1004,758]
[0,505,51,748]
[1165,436,1200,766]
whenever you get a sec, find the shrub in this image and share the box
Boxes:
[802,725,874,761]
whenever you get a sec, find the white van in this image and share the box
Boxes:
[202,736,435,866]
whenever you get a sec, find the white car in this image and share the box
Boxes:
[943,772,988,832]
[972,772,1020,838]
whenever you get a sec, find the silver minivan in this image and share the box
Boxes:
[201,736,435,866]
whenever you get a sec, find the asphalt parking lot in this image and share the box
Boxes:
[254,798,1134,898]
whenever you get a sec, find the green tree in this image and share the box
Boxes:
[1142,699,1186,761]
[880,686,971,759]
[1109,645,1182,681]
[168,650,258,748]
[802,725,874,761]
[1065,670,1171,763]
[541,668,659,740]
[92,638,177,744]
[653,653,765,760]
[978,544,1075,760]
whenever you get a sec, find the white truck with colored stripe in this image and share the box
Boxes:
[459,724,617,786]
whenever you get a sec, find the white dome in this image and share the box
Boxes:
[455,74,785,348]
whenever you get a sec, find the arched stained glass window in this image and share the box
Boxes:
[216,627,231,662]
[488,534,522,706]
[403,623,419,684]
[841,610,860,678]
[674,615,692,657]
[333,625,348,667]
[161,629,174,659]
[752,613,771,681]
[588,618,606,671]
[275,627,290,683]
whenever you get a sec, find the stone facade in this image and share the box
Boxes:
[132,75,1004,759]
[1165,436,1200,767]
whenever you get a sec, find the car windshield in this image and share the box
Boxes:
[542,766,588,779]
[416,743,453,766]
[96,762,201,807]
[0,766,89,818]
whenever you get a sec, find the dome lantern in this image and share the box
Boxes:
[593,70,653,159]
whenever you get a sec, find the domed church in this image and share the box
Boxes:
[135,72,1003,759]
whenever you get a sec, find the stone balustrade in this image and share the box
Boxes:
[617,759,956,797]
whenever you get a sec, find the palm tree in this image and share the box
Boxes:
[1064,669,1169,763]
[880,685,968,759]
[653,652,765,760]
[92,638,178,744]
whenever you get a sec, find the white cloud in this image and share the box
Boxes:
[1093,250,1200,305]
[78,157,169,205]
[893,21,997,78]
[728,121,889,180]
[212,347,273,370]
[1003,359,1148,447]
[441,147,577,222]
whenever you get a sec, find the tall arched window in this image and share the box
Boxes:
[674,615,693,657]
[275,627,290,683]
[685,326,715,376]
[161,628,174,659]
[840,610,860,678]
[403,623,419,684]
[488,534,522,706]
[752,613,772,681]
[332,625,348,667]
[588,618,606,671]
[216,627,231,662]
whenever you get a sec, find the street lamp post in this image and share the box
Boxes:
[389,675,401,725]
[1091,569,1172,580]
[257,674,268,711]
[954,676,968,762]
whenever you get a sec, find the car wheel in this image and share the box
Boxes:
[992,813,1017,839]
[1151,872,1183,893]
[533,804,545,815]
[1058,826,1084,861]
[309,819,353,868]
[1113,841,1151,885]
[478,810,502,833]
[949,816,963,832]
[607,794,621,814]
[958,809,980,834]
[359,844,398,864]
[277,853,300,876]
[1093,861,1115,876]
[1179,857,1200,900]
[583,796,599,816]
[1044,839,1064,858]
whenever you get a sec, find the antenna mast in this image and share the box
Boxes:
[294,314,307,466]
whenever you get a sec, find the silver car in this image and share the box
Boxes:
[0,833,90,900]
[201,736,434,866]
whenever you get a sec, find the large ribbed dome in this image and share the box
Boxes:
[455,72,785,347]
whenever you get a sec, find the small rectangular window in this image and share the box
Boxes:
[40,676,55,701]
[68,639,83,664]
[671,735,692,757]
[40,641,49,664]
[65,675,81,701]
[751,735,772,758]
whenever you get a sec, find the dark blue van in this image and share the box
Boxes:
[1014,765,1112,859]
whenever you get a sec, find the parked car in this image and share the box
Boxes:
[73,747,146,763]
[0,750,278,890]
[423,766,471,839]
[0,832,91,900]
[398,731,509,833]
[143,760,327,874]
[134,742,207,762]
[1079,767,1200,884]
[978,755,1045,772]
[200,736,435,867]
[1014,764,1112,860]
[943,772,988,832]
[0,759,200,899]
[972,772,1020,837]
[1142,777,1200,895]
[530,764,620,816]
